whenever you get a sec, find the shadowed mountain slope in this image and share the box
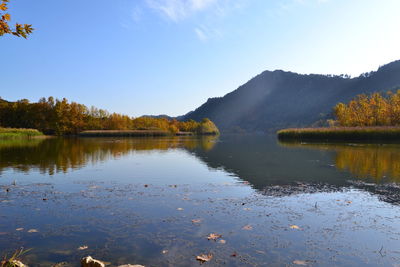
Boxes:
[183,60,400,132]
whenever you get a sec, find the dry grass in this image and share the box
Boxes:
[277,126,400,141]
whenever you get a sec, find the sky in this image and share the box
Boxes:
[1,0,400,117]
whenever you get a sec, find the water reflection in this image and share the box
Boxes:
[1,136,400,266]
[2,136,400,185]
[279,141,400,182]
[0,137,217,175]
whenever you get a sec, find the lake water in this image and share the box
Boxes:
[0,135,400,266]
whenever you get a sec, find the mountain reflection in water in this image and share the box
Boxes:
[1,135,400,266]
[2,136,400,186]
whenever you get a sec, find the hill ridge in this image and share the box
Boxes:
[183,60,400,132]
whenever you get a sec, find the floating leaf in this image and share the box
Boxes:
[293,260,311,265]
[196,253,213,263]
[242,225,253,230]
[207,233,222,241]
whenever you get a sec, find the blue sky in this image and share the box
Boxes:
[1,0,400,116]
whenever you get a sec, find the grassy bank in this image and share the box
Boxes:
[277,127,400,141]
[0,128,44,139]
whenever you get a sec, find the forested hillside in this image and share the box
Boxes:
[183,60,400,132]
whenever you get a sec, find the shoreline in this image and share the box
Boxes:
[78,130,218,137]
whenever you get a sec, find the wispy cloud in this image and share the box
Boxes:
[194,27,208,41]
[132,6,143,22]
[193,25,222,42]
[146,0,218,21]
[143,0,247,42]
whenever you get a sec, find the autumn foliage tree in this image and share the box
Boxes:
[0,0,33,38]
[0,97,217,135]
[334,90,400,127]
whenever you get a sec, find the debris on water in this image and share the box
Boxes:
[191,219,201,224]
[347,180,400,205]
[207,233,222,241]
[16,228,24,231]
[77,245,89,250]
[231,252,237,257]
[162,250,168,254]
[290,225,301,230]
[293,260,313,265]
[177,208,184,211]
[5,260,27,267]
[117,265,145,267]
[242,225,253,230]
[27,229,39,233]
[81,256,105,267]
[218,239,226,244]
[261,182,342,197]
[196,253,213,263]
[52,262,70,267]
[89,185,100,189]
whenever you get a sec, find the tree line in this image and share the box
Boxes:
[0,97,216,135]
[334,90,400,127]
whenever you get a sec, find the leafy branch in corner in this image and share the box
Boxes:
[0,0,33,38]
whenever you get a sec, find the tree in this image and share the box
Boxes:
[0,0,33,38]
[334,90,400,127]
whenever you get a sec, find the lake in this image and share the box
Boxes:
[0,135,400,266]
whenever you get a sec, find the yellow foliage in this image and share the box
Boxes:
[0,0,33,38]
[0,96,216,136]
[334,90,400,127]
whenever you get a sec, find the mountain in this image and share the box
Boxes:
[183,60,400,132]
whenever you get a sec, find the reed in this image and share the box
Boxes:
[277,127,400,141]
[0,128,43,139]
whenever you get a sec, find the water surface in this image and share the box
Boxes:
[0,136,399,266]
